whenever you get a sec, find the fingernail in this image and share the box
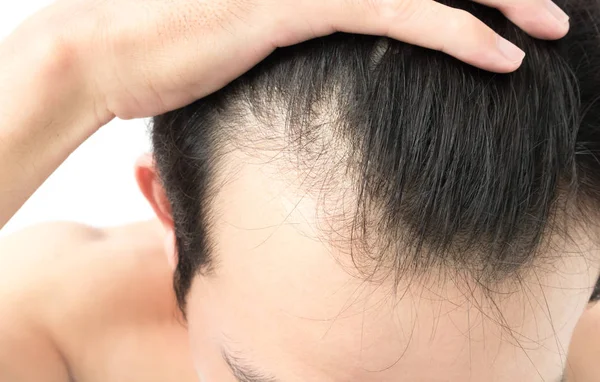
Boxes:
[496,36,526,64]
[546,0,570,25]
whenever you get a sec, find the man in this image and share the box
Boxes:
[147,1,600,379]
[0,0,590,381]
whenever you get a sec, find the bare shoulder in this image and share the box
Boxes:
[0,222,103,254]
[0,222,102,382]
[0,221,107,315]
[0,219,177,327]
[0,221,160,295]
[0,221,103,260]
[0,221,185,382]
[0,220,164,280]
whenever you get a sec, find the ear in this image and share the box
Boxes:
[135,154,178,270]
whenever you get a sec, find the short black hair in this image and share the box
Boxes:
[152,0,600,309]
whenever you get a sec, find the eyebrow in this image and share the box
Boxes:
[222,348,280,382]
[223,347,568,382]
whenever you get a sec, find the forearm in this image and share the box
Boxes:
[0,9,111,229]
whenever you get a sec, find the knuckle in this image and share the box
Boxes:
[445,9,480,36]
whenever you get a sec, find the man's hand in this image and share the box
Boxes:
[52,0,569,121]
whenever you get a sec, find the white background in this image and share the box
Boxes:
[0,1,155,236]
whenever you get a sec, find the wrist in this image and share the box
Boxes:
[0,6,114,131]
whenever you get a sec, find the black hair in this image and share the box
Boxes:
[152,0,600,309]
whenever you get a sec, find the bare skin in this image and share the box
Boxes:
[0,221,198,382]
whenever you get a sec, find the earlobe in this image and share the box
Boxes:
[135,154,179,270]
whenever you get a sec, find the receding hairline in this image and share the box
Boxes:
[151,0,600,308]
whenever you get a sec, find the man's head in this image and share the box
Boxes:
[137,0,600,380]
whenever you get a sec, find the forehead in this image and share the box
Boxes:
[185,153,595,382]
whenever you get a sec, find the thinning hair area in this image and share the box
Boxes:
[152,0,600,310]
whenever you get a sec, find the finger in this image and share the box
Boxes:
[320,0,525,73]
[474,0,569,40]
